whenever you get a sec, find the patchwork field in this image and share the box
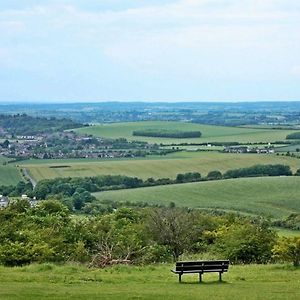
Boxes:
[21,152,300,182]
[93,176,300,218]
[0,263,299,300]
[74,121,295,144]
[0,156,23,186]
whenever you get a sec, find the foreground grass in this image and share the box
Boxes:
[74,121,295,144]
[94,176,300,218]
[0,264,299,300]
[22,151,300,182]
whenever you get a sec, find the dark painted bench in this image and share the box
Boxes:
[171,260,229,283]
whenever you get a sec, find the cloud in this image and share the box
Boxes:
[291,65,300,76]
[0,0,299,101]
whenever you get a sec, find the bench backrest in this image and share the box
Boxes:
[175,260,229,272]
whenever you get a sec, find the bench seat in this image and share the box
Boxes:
[171,260,229,283]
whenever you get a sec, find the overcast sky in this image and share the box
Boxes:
[0,0,299,102]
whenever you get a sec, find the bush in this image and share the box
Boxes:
[207,170,222,180]
[212,223,277,264]
[272,237,300,266]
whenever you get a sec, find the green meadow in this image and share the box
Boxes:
[0,156,23,186]
[21,152,300,182]
[74,121,295,144]
[0,264,299,300]
[94,176,300,218]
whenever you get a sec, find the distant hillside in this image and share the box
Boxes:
[0,114,83,136]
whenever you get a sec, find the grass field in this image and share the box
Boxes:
[74,121,295,144]
[0,156,23,186]
[276,228,300,237]
[93,176,300,218]
[21,151,300,182]
[0,263,299,300]
[276,144,300,153]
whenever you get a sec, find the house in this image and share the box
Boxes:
[224,146,249,153]
[0,195,9,208]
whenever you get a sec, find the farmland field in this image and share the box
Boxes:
[74,121,295,144]
[0,156,23,186]
[0,263,299,300]
[93,176,300,218]
[21,152,300,182]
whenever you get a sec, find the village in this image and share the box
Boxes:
[0,194,38,208]
[0,130,157,160]
[224,145,275,154]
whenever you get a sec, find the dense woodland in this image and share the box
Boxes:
[0,114,83,136]
[2,102,300,126]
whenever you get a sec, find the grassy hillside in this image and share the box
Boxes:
[22,151,300,182]
[0,156,23,186]
[93,176,300,218]
[0,264,299,300]
[74,121,295,144]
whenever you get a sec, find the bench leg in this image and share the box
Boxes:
[199,273,202,283]
[179,274,182,283]
[219,272,222,282]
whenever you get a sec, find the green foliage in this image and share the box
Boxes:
[286,132,300,140]
[273,213,300,230]
[0,114,82,136]
[207,170,223,180]
[272,237,300,266]
[133,129,202,138]
[0,181,33,197]
[0,204,279,267]
[94,176,300,218]
[176,172,201,183]
[224,164,292,179]
[212,222,277,264]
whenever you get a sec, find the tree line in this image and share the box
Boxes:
[133,129,202,138]
[0,114,83,136]
[0,164,297,212]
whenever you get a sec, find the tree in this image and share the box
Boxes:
[146,208,197,261]
[207,170,222,180]
[213,223,277,264]
[272,237,300,266]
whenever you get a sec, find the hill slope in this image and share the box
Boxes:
[74,121,295,144]
[22,152,300,182]
[93,176,300,218]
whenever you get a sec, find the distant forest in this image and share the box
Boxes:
[1,102,300,125]
[0,114,83,136]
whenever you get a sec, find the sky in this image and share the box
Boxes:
[0,0,299,103]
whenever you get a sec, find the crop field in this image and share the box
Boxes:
[0,156,23,186]
[94,176,300,218]
[275,144,300,153]
[74,121,295,144]
[0,263,299,300]
[21,152,300,182]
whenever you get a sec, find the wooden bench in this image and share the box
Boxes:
[171,260,229,283]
